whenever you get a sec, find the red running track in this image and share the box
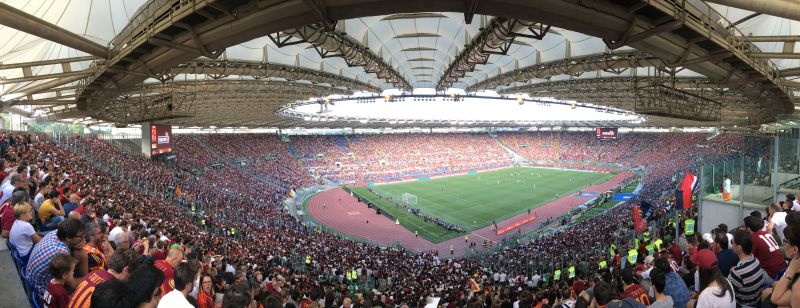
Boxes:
[306,172,631,257]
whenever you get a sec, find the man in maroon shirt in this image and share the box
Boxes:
[745,215,786,278]
[1,190,28,238]
[620,267,651,305]
[155,248,184,294]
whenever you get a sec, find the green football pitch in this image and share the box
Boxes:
[349,166,616,243]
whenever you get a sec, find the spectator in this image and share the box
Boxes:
[619,267,650,305]
[764,225,800,307]
[1,174,28,205]
[63,194,80,218]
[649,266,673,308]
[108,220,128,246]
[26,218,86,296]
[768,203,788,243]
[746,215,786,278]
[197,274,215,308]
[689,248,735,308]
[1,190,28,238]
[714,232,739,277]
[69,249,140,308]
[154,249,184,295]
[89,280,135,308]
[39,191,65,229]
[728,229,769,308]
[653,257,690,308]
[44,253,77,308]
[83,223,111,272]
[157,262,195,308]
[224,283,254,308]
[9,202,41,261]
[125,264,165,308]
[34,183,49,211]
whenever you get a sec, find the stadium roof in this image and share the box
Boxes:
[0,0,799,128]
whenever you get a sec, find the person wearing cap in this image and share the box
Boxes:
[745,215,787,278]
[727,229,769,308]
[688,247,736,308]
[620,267,650,305]
[714,231,739,278]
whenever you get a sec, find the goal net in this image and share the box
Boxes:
[400,193,418,206]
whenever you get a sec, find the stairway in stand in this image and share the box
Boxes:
[491,133,527,163]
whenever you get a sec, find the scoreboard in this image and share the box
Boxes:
[595,127,618,140]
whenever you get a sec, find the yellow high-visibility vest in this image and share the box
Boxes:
[627,249,638,264]
[645,244,655,256]
[568,266,576,279]
[598,260,607,270]
[554,269,562,281]
[685,219,696,236]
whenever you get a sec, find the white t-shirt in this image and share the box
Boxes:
[793,200,800,212]
[9,219,35,256]
[723,178,731,193]
[33,193,45,211]
[771,212,788,242]
[531,275,541,287]
[157,290,193,308]
[696,280,736,308]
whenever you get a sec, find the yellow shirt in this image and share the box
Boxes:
[39,199,57,221]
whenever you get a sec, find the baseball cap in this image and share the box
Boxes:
[690,248,717,270]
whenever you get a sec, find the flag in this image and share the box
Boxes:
[632,204,647,233]
[677,172,699,209]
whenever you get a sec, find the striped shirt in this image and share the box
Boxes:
[26,232,70,296]
[728,255,770,307]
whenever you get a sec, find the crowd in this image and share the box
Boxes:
[293,134,512,183]
[3,130,797,308]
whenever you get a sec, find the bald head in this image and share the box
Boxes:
[166,248,184,268]
[68,211,81,220]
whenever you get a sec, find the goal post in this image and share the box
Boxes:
[400,193,418,206]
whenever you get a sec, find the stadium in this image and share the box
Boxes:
[2,1,800,308]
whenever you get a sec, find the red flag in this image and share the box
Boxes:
[679,172,699,209]
[632,204,647,233]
